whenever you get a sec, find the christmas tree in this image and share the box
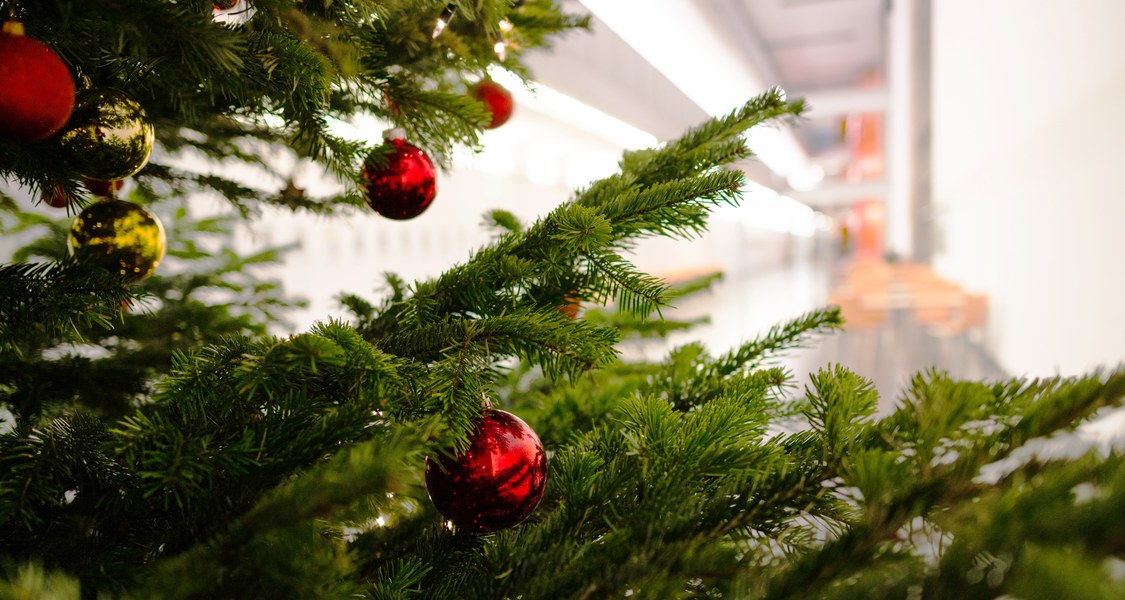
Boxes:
[1,2,1123,599]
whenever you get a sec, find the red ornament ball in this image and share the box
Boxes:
[558,292,582,320]
[471,80,514,129]
[0,21,75,142]
[213,1,256,25]
[42,184,71,209]
[362,138,437,220]
[425,409,548,533]
[84,178,124,198]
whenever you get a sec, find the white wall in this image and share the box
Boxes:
[236,97,796,331]
[238,104,614,331]
[931,0,1125,376]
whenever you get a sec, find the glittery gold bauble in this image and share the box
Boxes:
[68,199,166,282]
[59,88,154,181]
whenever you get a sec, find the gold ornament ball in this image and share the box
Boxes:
[68,199,166,282]
[59,88,155,181]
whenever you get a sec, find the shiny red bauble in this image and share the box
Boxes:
[42,184,71,208]
[471,80,514,129]
[361,138,437,220]
[425,409,548,533]
[0,22,75,142]
[84,178,124,198]
[558,293,581,320]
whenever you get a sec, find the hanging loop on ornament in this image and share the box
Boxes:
[382,127,406,143]
[73,67,93,91]
[480,390,493,409]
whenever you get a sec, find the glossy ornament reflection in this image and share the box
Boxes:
[68,199,166,282]
[362,137,437,220]
[425,409,548,533]
[471,79,514,129]
[0,21,75,142]
[84,178,124,198]
[59,88,154,181]
[42,184,71,209]
[213,0,256,25]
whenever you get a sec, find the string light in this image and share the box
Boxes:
[432,3,456,38]
[493,31,507,61]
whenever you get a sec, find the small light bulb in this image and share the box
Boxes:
[494,33,507,60]
[499,19,513,32]
[432,19,449,37]
[432,4,456,38]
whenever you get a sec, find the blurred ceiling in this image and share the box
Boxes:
[526,0,889,212]
[707,0,887,153]
[716,0,885,90]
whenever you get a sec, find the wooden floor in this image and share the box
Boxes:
[623,255,1007,414]
[782,308,1007,413]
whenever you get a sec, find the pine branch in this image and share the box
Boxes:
[648,307,842,410]
[353,90,806,344]
[380,312,618,378]
[136,423,434,600]
[714,307,845,376]
[0,260,140,354]
[764,370,1125,600]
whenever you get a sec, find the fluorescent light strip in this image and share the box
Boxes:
[580,0,809,179]
[487,68,657,149]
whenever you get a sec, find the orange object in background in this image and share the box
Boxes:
[851,199,884,259]
[829,259,988,335]
[844,112,885,182]
[843,96,885,260]
[558,293,581,320]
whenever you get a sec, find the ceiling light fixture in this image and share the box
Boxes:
[580,0,810,181]
[487,68,658,149]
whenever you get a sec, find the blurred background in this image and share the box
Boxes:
[9,0,1124,409]
[251,0,1124,406]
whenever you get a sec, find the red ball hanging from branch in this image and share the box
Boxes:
[558,292,582,320]
[213,0,256,25]
[361,131,437,220]
[42,184,72,209]
[84,178,125,198]
[471,79,514,129]
[425,409,548,533]
[0,21,75,142]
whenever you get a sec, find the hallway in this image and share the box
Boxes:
[624,254,1007,413]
